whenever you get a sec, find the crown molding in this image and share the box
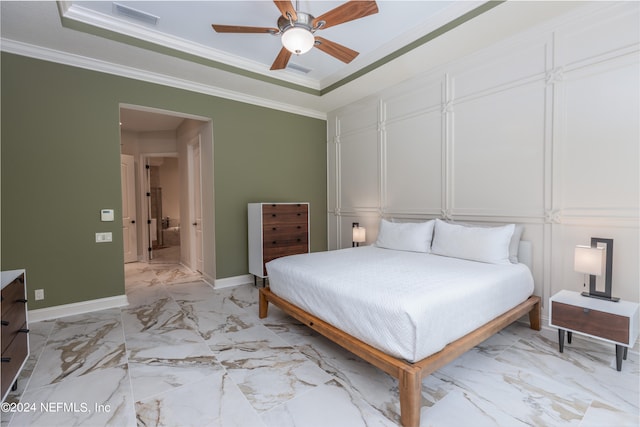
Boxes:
[0,38,327,120]
[58,1,322,92]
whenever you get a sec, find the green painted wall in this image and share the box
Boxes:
[1,53,327,310]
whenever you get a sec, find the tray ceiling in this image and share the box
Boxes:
[63,1,485,91]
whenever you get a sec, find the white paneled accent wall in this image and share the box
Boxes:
[327,2,639,311]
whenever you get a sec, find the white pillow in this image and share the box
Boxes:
[453,221,524,264]
[431,219,515,264]
[375,219,435,253]
[509,224,524,263]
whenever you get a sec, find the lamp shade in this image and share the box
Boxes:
[281,27,315,55]
[574,245,605,276]
[352,226,366,244]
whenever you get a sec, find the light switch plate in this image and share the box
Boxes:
[96,232,113,243]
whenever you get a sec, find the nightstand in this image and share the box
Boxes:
[549,290,639,371]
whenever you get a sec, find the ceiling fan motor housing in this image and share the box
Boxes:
[277,11,318,34]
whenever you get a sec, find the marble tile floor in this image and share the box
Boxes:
[148,245,181,264]
[2,261,638,426]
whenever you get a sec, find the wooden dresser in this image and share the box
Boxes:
[1,269,29,402]
[248,203,309,281]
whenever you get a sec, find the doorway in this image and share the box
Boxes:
[146,155,180,264]
[119,104,215,282]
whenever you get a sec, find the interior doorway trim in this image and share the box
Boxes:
[119,103,215,284]
[142,152,178,263]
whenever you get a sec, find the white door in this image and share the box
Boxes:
[121,154,137,263]
[190,139,203,273]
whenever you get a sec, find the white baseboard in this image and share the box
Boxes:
[28,294,129,323]
[214,274,254,289]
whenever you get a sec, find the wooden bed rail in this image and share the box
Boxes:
[259,288,541,427]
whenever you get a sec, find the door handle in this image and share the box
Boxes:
[131,220,135,224]
[192,222,197,226]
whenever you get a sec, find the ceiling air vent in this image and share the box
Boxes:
[112,3,160,26]
[287,62,312,74]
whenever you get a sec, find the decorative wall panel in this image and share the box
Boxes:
[451,41,548,100]
[557,57,639,215]
[451,82,546,217]
[338,128,379,211]
[383,108,443,215]
[327,2,639,312]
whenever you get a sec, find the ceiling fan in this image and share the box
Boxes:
[211,0,379,70]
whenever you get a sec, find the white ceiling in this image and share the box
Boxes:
[69,0,482,88]
[1,1,586,125]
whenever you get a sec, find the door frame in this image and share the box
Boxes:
[121,154,138,263]
[119,103,215,284]
[141,153,178,262]
[187,137,203,272]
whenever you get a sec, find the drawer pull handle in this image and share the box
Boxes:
[297,238,301,242]
[272,214,276,217]
[272,227,277,231]
[16,299,27,304]
[297,226,301,229]
[1,320,9,326]
[18,328,29,334]
[583,308,590,314]
[272,241,277,245]
[297,213,301,216]
[1,357,10,363]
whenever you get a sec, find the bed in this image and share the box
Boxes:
[258,219,541,427]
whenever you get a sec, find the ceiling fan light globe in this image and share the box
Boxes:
[281,27,314,55]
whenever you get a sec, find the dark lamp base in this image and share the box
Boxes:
[581,291,620,302]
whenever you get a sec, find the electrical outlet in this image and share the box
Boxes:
[35,289,44,300]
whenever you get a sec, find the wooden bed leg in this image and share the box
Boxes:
[259,289,268,319]
[399,368,421,427]
[528,296,541,331]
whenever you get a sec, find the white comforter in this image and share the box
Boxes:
[266,246,534,362]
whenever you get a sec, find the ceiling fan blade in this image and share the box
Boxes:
[312,0,378,30]
[314,37,359,64]
[270,47,293,70]
[273,0,297,21]
[212,24,278,34]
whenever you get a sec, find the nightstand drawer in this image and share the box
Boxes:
[552,301,629,344]
[1,278,26,314]
[1,305,27,353]
[1,328,28,398]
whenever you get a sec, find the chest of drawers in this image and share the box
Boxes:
[1,269,29,402]
[248,203,309,279]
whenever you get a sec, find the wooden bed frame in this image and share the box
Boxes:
[259,287,540,427]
